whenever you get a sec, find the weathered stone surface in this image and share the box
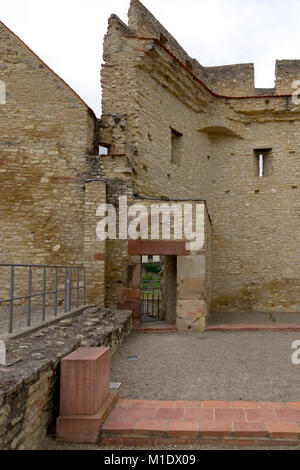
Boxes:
[177,278,206,300]
[177,256,206,279]
[0,306,132,450]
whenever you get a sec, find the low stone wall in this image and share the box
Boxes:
[0,306,132,450]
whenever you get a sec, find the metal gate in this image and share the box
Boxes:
[141,279,161,320]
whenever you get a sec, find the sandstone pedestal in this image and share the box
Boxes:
[56,347,118,444]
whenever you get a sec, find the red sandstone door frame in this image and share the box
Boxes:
[128,240,191,257]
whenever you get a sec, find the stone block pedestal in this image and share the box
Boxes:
[56,347,118,444]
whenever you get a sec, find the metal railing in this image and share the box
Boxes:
[0,263,86,334]
[141,279,161,320]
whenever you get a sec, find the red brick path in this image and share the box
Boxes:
[101,400,300,447]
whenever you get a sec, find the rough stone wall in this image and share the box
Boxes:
[0,306,132,450]
[0,21,105,305]
[209,109,300,312]
[204,208,212,313]
[101,1,300,315]
[275,60,300,95]
[205,63,255,97]
[84,181,106,305]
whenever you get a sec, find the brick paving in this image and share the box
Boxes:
[101,400,300,447]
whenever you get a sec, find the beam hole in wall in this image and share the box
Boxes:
[171,128,183,165]
[159,33,168,45]
[253,148,273,177]
[185,59,193,71]
[255,189,260,194]
[225,190,230,195]
[292,185,298,190]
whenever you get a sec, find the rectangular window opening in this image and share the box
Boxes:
[171,128,183,165]
[254,148,273,177]
[99,144,110,156]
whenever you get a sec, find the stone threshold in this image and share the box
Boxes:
[101,399,300,448]
[139,323,300,334]
[206,324,300,332]
[140,324,177,333]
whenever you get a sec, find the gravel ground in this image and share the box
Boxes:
[42,329,300,451]
[110,331,300,402]
[208,311,300,325]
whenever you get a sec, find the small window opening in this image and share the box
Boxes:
[254,149,273,177]
[171,128,183,165]
[99,144,110,156]
[0,81,6,105]
[259,154,264,177]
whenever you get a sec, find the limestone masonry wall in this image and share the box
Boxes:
[0,21,106,305]
[1,0,300,321]
[101,1,300,314]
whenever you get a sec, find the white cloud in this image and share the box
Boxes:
[1,0,300,115]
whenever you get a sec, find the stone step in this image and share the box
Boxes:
[206,324,300,332]
[140,324,177,334]
[101,399,300,448]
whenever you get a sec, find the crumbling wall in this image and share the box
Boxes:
[275,60,300,95]
[205,63,255,97]
[0,21,107,305]
[0,23,94,265]
[0,306,132,450]
[101,1,300,315]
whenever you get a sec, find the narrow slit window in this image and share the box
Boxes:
[171,128,183,165]
[259,153,264,177]
[254,148,273,177]
[0,81,6,105]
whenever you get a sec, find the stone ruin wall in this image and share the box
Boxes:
[0,21,106,307]
[101,0,300,314]
[1,0,300,315]
[0,306,132,450]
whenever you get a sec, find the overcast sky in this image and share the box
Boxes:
[1,0,300,116]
